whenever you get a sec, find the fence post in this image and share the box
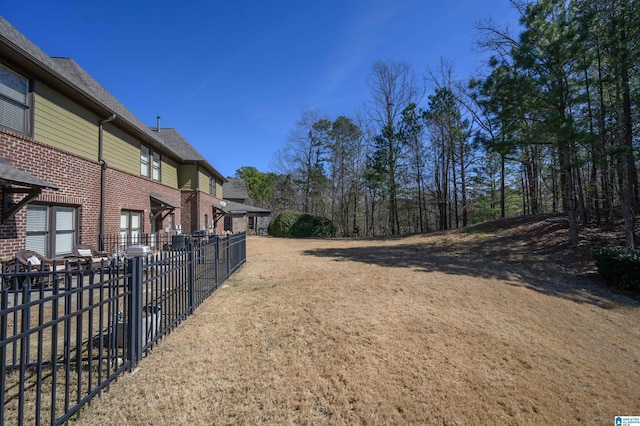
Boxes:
[127,256,143,369]
[243,233,247,262]
[188,240,195,314]
[214,235,219,285]
[227,236,231,279]
[0,266,6,422]
[241,232,246,264]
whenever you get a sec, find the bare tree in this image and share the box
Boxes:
[366,61,418,234]
[273,107,331,216]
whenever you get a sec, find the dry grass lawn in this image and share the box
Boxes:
[77,216,640,425]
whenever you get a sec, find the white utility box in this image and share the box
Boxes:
[125,245,152,259]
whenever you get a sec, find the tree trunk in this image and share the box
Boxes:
[500,153,506,218]
[561,144,580,247]
[619,22,636,248]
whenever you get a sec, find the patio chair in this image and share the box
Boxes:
[73,244,112,268]
[15,249,68,288]
[16,249,56,270]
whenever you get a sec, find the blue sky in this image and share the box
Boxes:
[3,1,521,178]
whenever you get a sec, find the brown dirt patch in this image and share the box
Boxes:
[77,216,640,425]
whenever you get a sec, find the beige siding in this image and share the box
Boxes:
[33,83,99,160]
[216,181,223,198]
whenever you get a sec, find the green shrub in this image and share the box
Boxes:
[593,248,640,293]
[268,211,336,238]
[290,214,337,238]
[267,210,300,237]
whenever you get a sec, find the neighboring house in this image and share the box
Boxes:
[222,178,270,235]
[0,17,227,260]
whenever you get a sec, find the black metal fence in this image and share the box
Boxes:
[0,233,246,425]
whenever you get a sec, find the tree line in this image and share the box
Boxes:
[236,0,639,247]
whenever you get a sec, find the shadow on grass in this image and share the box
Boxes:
[303,219,639,309]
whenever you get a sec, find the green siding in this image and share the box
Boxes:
[162,156,179,188]
[102,125,140,175]
[198,171,209,191]
[33,83,181,191]
[179,164,197,189]
[33,83,99,160]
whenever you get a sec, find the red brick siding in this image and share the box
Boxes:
[0,128,182,258]
[103,168,182,237]
[180,190,225,235]
[199,191,225,234]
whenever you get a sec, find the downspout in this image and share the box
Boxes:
[98,113,116,250]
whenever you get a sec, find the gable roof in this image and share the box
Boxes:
[223,178,250,201]
[150,128,204,162]
[151,128,225,181]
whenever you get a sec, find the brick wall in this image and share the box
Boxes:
[102,168,182,237]
[180,190,225,235]
[0,129,100,258]
[180,190,196,233]
[199,191,225,234]
[0,128,182,259]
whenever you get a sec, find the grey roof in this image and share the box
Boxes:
[0,17,58,74]
[150,192,181,209]
[0,17,224,180]
[223,178,250,201]
[0,157,58,189]
[150,128,204,162]
[222,199,270,214]
[50,57,166,147]
[151,128,225,180]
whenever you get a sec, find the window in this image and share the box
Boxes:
[25,205,48,255]
[55,207,76,255]
[120,210,142,246]
[0,63,31,135]
[209,176,216,196]
[168,213,175,230]
[152,152,161,181]
[141,145,161,181]
[25,205,77,257]
[140,146,150,177]
[248,216,255,230]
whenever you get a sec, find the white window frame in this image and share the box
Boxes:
[152,152,161,181]
[140,145,150,177]
[120,210,143,246]
[141,145,161,181]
